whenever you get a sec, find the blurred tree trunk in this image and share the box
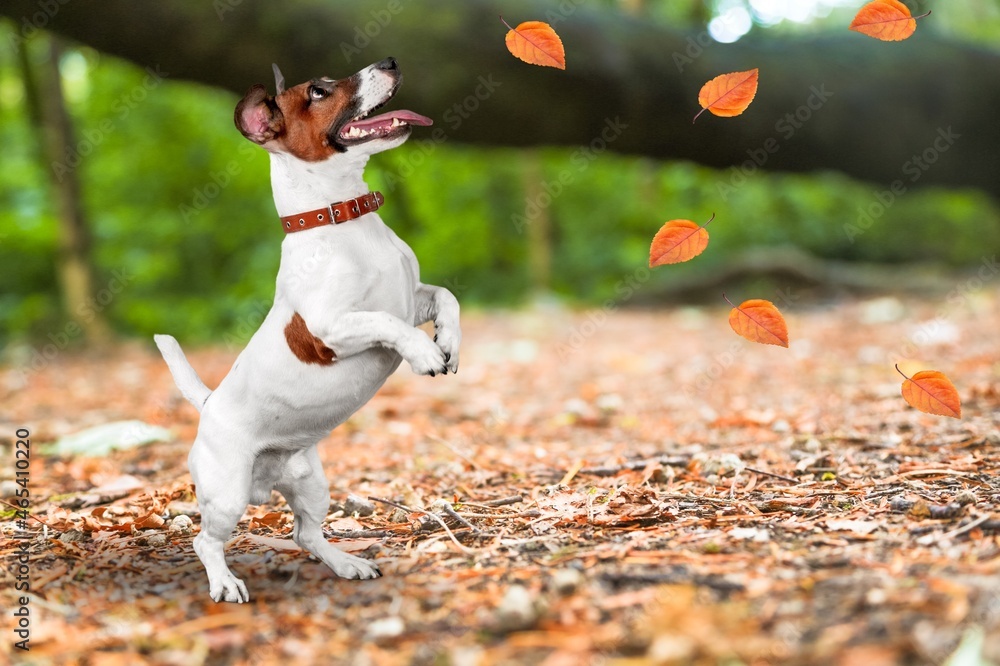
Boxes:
[17,35,111,345]
[522,152,553,294]
[2,0,998,200]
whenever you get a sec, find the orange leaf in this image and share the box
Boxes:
[725,295,789,348]
[649,214,715,267]
[850,0,930,42]
[896,365,962,418]
[501,17,566,70]
[694,69,758,123]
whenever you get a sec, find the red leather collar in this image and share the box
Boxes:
[279,191,384,234]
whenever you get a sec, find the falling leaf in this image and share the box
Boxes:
[649,214,715,267]
[501,17,566,69]
[850,0,931,42]
[694,69,759,123]
[896,365,962,418]
[725,295,789,347]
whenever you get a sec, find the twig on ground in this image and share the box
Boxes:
[429,435,480,469]
[939,513,992,541]
[438,501,481,534]
[745,466,798,484]
[0,498,58,531]
[368,496,479,555]
[324,528,392,539]
[580,457,690,477]
[474,495,524,508]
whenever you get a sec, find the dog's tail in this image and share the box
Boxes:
[154,334,212,412]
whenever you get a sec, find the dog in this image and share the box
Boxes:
[154,57,460,603]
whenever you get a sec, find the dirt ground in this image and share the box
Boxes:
[2,293,999,665]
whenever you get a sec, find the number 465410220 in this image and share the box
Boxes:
[14,428,30,512]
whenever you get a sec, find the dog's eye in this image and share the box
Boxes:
[309,86,328,101]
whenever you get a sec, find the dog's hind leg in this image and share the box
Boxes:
[275,448,381,580]
[189,439,251,603]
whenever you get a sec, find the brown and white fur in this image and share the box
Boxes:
[154,57,460,603]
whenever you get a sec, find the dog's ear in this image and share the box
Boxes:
[234,84,284,145]
[272,63,285,94]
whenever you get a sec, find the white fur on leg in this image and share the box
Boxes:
[276,450,381,580]
[189,441,251,603]
[194,532,250,603]
[415,284,461,374]
[315,310,448,376]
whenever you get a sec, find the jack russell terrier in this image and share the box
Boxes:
[154,57,460,603]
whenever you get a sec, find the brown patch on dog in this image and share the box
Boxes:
[234,75,360,161]
[274,77,360,161]
[284,312,336,366]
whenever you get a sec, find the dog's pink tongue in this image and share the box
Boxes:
[348,110,433,130]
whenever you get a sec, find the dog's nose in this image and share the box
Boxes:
[376,57,398,71]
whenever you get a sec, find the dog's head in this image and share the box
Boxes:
[234,57,431,161]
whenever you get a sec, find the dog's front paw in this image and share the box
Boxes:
[400,331,448,377]
[434,325,461,374]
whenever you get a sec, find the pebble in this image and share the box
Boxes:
[495,585,538,632]
[344,494,375,517]
[169,515,194,535]
[366,616,404,645]
[146,533,167,547]
[551,568,584,595]
[0,480,19,498]
[58,529,87,543]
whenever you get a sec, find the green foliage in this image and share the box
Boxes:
[1,21,998,349]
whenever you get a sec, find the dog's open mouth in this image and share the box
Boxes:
[339,108,433,143]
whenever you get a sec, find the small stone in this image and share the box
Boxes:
[648,634,696,662]
[0,480,19,498]
[551,568,584,595]
[955,490,977,506]
[366,616,404,645]
[59,529,87,543]
[694,452,745,477]
[168,515,194,535]
[344,494,375,517]
[495,585,538,632]
[146,533,168,547]
[595,393,624,413]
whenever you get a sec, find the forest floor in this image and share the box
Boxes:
[2,294,1000,666]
